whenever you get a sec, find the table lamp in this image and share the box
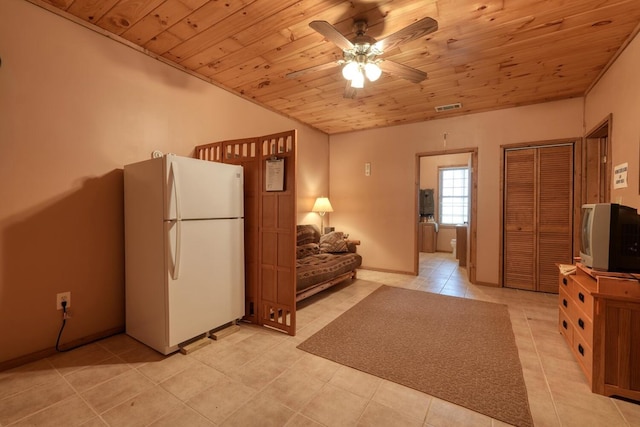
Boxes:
[312,197,334,234]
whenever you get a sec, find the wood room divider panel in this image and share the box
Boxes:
[258,132,296,335]
[195,130,297,335]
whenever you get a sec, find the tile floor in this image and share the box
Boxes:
[1,252,639,426]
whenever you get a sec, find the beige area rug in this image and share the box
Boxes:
[298,285,533,427]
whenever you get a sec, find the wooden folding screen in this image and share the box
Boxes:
[258,133,296,334]
[503,144,574,292]
[195,130,297,335]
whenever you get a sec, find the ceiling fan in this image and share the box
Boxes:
[286,17,438,98]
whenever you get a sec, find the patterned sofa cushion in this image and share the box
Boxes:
[296,252,362,293]
[319,231,348,253]
[296,224,320,246]
[297,243,320,259]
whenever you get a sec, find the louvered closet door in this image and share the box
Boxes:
[504,145,573,292]
[504,149,537,290]
[537,146,573,292]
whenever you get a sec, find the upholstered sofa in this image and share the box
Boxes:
[296,224,362,302]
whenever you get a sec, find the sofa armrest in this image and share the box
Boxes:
[346,239,360,253]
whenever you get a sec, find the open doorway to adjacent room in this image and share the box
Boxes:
[415,149,478,284]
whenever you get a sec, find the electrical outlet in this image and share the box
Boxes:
[56,292,71,310]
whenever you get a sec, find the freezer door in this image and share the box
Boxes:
[166,218,245,347]
[165,154,243,221]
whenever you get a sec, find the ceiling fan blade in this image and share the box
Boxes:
[343,81,357,99]
[379,60,427,83]
[373,17,438,54]
[310,20,354,51]
[286,61,339,79]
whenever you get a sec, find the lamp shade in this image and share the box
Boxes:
[312,197,334,213]
[342,62,358,80]
[365,62,382,81]
[350,69,365,88]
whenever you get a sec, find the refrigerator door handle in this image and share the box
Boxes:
[169,160,182,280]
[170,160,182,221]
[173,220,182,280]
[166,220,182,281]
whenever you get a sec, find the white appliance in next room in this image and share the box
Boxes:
[124,154,244,354]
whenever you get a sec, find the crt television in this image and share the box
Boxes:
[580,203,640,273]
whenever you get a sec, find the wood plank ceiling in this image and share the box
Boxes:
[33,0,640,134]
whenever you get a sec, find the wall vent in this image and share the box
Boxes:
[435,102,462,112]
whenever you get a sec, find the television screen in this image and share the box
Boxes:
[580,207,592,257]
[618,210,640,259]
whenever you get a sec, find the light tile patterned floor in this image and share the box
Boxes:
[1,252,639,426]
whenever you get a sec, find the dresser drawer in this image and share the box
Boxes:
[559,286,572,312]
[558,304,573,345]
[572,336,593,382]
[568,303,593,348]
[559,272,572,293]
[569,276,594,317]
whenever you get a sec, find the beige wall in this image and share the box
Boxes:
[329,99,584,280]
[419,153,470,251]
[585,32,640,210]
[0,0,328,364]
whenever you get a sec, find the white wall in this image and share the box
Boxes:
[0,0,328,364]
[329,99,584,282]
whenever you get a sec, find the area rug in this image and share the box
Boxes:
[297,285,533,427]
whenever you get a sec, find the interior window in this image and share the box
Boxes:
[439,167,469,225]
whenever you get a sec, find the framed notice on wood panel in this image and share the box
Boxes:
[266,158,284,191]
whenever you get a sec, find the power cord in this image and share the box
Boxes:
[55,300,74,352]
[55,301,118,353]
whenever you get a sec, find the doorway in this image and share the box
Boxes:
[415,149,478,283]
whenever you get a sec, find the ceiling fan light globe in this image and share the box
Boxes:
[365,62,382,81]
[351,69,365,88]
[342,62,358,80]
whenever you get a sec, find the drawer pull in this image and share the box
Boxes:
[562,277,568,285]
[563,299,568,307]
[562,320,568,329]
[578,292,585,303]
[578,318,585,329]
[578,344,584,356]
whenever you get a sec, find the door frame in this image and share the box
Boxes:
[499,138,582,288]
[414,148,478,283]
[583,114,612,204]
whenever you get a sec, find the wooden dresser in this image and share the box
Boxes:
[558,263,640,401]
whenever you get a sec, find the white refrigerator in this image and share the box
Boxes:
[124,154,245,355]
